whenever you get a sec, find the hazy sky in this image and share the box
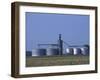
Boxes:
[26,12,89,51]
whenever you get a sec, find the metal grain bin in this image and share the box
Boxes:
[80,47,89,55]
[46,48,59,56]
[73,48,82,55]
[32,49,46,56]
[65,48,73,55]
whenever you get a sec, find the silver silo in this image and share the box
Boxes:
[73,48,81,55]
[65,48,73,55]
[80,47,89,55]
[46,48,59,56]
[32,48,46,56]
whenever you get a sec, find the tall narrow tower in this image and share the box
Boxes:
[58,34,63,55]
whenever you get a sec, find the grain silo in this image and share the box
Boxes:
[80,47,89,55]
[65,48,73,55]
[32,48,46,56]
[46,48,59,56]
[73,48,82,55]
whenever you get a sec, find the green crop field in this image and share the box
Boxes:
[26,55,89,67]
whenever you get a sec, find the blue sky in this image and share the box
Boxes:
[26,12,89,51]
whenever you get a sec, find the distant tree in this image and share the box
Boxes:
[83,44,89,49]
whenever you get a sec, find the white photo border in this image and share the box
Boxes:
[19,5,96,75]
